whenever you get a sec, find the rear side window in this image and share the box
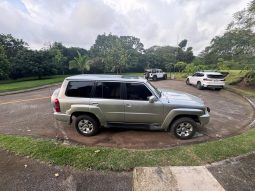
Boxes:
[126,83,152,101]
[207,74,224,79]
[94,82,121,99]
[65,81,93,98]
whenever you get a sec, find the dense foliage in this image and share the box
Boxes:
[0,33,194,80]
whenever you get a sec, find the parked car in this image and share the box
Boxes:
[51,74,210,139]
[186,72,225,90]
[144,68,167,80]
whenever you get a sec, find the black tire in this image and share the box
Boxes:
[186,78,190,85]
[153,75,157,81]
[171,117,197,140]
[75,115,99,136]
[215,88,221,91]
[196,81,202,90]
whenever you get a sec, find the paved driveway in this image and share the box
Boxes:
[0,80,254,149]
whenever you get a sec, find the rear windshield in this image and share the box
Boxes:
[207,74,224,79]
[65,81,93,97]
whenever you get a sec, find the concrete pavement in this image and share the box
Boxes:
[1,149,255,191]
[134,166,224,191]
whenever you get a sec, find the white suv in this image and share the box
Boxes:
[144,69,167,80]
[186,72,225,90]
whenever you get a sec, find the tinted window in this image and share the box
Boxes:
[126,83,152,101]
[207,74,224,79]
[198,73,204,77]
[94,82,121,99]
[66,81,93,98]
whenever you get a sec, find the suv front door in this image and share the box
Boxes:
[124,82,163,125]
[91,81,124,122]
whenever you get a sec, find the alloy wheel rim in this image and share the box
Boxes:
[78,119,94,134]
[176,122,193,137]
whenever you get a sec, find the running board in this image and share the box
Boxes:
[105,123,164,131]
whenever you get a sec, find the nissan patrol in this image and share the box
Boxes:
[51,75,210,139]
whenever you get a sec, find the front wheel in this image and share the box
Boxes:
[75,115,99,136]
[171,117,197,140]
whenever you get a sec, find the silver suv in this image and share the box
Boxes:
[51,75,210,139]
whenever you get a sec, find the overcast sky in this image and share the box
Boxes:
[0,0,251,54]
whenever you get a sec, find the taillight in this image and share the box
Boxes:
[54,98,61,112]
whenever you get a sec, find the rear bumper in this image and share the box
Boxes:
[204,85,224,89]
[199,111,210,126]
[202,82,225,88]
[54,112,71,122]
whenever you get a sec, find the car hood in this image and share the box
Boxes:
[159,89,204,106]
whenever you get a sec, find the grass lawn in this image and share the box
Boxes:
[0,127,255,171]
[221,70,247,85]
[0,75,68,93]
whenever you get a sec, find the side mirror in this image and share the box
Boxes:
[149,95,157,103]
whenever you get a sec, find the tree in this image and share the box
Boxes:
[178,39,188,50]
[105,38,129,74]
[227,0,255,31]
[53,49,67,75]
[184,64,206,74]
[69,51,91,74]
[176,40,194,63]
[0,34,28,58]
[0,46,10,80]
[0,34,29,79]
[175,62,187,72]
[90,34,144,73]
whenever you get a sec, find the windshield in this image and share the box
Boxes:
[147,81,161,97]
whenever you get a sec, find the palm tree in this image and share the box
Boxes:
[69,51,91,74]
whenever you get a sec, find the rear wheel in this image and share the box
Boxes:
[75,115,99,136]
[171,117,197,140]
[186,78,190,85]
[196,81,202,90]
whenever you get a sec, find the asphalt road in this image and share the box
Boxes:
[0,80,254,149]
[0,150,132,191]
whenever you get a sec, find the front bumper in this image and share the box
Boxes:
[54,112,71,122]
[199,110,210,126]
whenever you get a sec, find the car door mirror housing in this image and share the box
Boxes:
[149,95,157,103]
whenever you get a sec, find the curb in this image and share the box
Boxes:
[0,83,61,96]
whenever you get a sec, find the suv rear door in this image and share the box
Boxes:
[123,82,164,125]
[91,81,124,122]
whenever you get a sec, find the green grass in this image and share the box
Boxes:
[227,85,255,97]
[221,70,247,85]
[0,75,68,93]
[0,128,255,171]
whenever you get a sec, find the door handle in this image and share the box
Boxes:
[126,104,132,107]
[91,102,99,106]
